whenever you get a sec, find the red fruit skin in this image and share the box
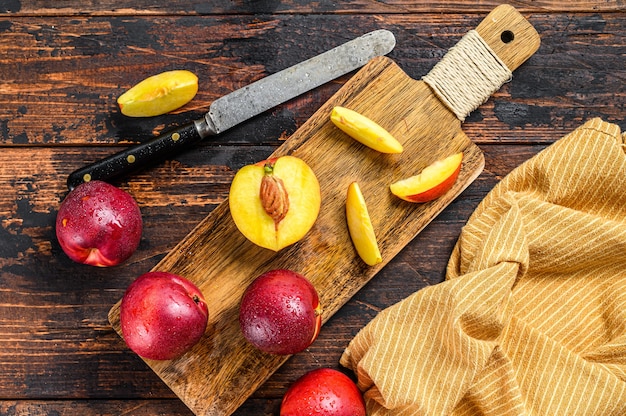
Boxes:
[404,163,462,203]
[55,180,143,267]
[120,271,209,361]
[280,368,366,416]
[239,269,322,355]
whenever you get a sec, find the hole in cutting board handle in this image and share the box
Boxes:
[501,30,515,43]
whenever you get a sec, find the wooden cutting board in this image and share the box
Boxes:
[109,5,540,415]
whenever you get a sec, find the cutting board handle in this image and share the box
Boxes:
[423,4,541,121]
[476,4,541,71]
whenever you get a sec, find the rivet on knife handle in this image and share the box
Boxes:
[66,29,396,190]
[66,121,205,190]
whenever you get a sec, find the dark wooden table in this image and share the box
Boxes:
[1,1,624,415]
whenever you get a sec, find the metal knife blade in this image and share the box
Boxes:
[67,29,396,190]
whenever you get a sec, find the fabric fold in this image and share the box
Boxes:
[340,118,626,415]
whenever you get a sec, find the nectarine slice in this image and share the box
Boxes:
[229,156,321,251]
[390,152,463,203]
[117,70,198,117]
[346,182,382,266]
[330,106,403,154]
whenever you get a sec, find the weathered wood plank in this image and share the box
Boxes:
[1,13,623,150]
[2,1,625,15]
[0,400,195,415]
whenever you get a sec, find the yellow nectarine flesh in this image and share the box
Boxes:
[330,106,403,154]
[346,182,382,266]
[117,70,198,117]
[390,152,463,203]
[229,156,321,251]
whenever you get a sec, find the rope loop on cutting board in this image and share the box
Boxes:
[423,30,512,122]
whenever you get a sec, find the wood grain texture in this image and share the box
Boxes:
[3,1,625,15]
[0,13,623,151]
[0,1,623,415]
[0,400,194,415]
[106,7,540,414]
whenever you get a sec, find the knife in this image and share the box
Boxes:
[66,29,396,190]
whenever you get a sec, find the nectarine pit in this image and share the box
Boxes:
[260,162,290,230]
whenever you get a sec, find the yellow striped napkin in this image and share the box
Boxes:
[340,118,626,415]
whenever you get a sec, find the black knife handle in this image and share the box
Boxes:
[67,121,206,190]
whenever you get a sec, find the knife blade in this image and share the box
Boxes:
[66,29,396,190]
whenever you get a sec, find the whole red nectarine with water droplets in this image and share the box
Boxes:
[120,271,209,361]
[280,368,366,416]
[239,269,322,355]
[56,180,142,267]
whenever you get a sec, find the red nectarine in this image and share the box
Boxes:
[120,271,208,361]
[280,368,366,416]
[239,269,322,355]
[56,180,142,267]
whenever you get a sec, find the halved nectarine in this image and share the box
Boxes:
[229,155,321,251]
[390,152,463,203]
[346,182,382,266]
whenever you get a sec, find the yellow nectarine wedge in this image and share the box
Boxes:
[390,152,463,203]
[330,106,403,154]
[117,70,198,117]
[346,182,382,266]
[229,156,321,251]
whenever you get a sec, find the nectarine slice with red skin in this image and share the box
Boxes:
[346,182,382,266]
[390,152,463,203]
[330,106,403,154]
[229,155,321,251]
